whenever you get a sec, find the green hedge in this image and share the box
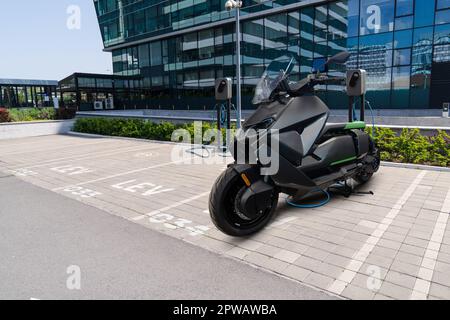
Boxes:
[367,127,450,167]
[7,107,56,122]
[73,117,219,142]
[73,118,450,167]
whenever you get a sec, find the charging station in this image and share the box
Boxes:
[443,103,449,118]
[346,69,367,122]
[215,78,233,150]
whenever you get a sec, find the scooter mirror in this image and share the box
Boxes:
[327,51,351,65]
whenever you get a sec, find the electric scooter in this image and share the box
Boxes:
[209,51,380,237]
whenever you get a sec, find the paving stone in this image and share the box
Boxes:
[389,260,420,278]
[263,258,290,274]
[273,250,301,264]
[378,282,413,300]
[384,271,417,289]
[283,265,311,282]
[324,253,351,269]
[365,253,394,269]
[413,278,431,294]
[370,246,397,259]
[404,236,429,249]
[399,243,426,257]
[315,262,345,279]
[303,272,335,291]
[395,251,424,266]
[226,247,250,260]
[377,238,402,251]
[373,294,394,300]
[302,247,330,262]
[341,284,376,300]
[293,255,322,271]
[256,244,283,257]
[244,252,271,267]
[432,270,450,287]
[429,282,450,300]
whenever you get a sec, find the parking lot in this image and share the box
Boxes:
[1,133,450,300]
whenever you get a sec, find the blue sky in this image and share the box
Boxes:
[0,0,111,80]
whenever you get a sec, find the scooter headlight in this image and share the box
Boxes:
[252,117,275,130]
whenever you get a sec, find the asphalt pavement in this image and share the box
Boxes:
[0,175,335,300]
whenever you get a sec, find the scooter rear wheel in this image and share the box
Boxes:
[209,167,279,237]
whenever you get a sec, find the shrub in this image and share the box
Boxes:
[367,127,450,167]
[73,118,227,145]
[0,108,11,123]
[73,118,450,167]
[8,107,56,122]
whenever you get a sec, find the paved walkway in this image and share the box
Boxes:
[1,134,450,300]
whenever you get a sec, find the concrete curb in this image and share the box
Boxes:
[67,131,208,148]
[68,131,450,173]
[380,161,450,172]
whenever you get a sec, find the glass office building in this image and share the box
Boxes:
[0,79,58,108]
[94,0,450,110]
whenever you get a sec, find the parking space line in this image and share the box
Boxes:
[327,170,427,295]
[270,216,298,228]
[410,189,450,300]
[132,191,211,221]
[0,139,117,157]
[52,159,185,191]
[7,144,163,171]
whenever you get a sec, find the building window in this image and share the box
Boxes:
[359,0,395,35]
[437,0,450,10]
[395,0,414,17]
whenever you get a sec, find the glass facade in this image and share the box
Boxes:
[59,73,142,111]
[0,79,58,108]
[94,0,450,110]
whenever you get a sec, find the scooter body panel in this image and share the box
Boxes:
[235,94,375,196]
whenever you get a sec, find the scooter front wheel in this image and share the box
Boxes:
[209,167,279,237]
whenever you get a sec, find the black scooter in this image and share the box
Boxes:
[209,52,380,237]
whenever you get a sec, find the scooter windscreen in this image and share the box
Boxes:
[252,54,297,105]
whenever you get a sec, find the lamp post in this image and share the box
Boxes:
[225,0,243,128]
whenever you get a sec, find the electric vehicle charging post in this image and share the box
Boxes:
[215,78,233,150]
[346,70,367,122]
[443,103,449,118]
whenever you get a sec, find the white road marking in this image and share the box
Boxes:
[51,165,94,176]
[410,189,450,300]
[52,159,185,191]
[270,216,298,228]
[9,169,38,177]
[8,144,161,171]
[358,220,379,229]
[63,186,102,199]
[112,180,175,196]
[132,191,211,221]
[148,213,210,236]
[0,139,116,157]
[328,170,428,295]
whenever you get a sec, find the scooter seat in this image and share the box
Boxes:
[323,123,349,134]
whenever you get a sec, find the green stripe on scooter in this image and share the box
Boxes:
[345,121,366,130]
[331,156,357,166]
